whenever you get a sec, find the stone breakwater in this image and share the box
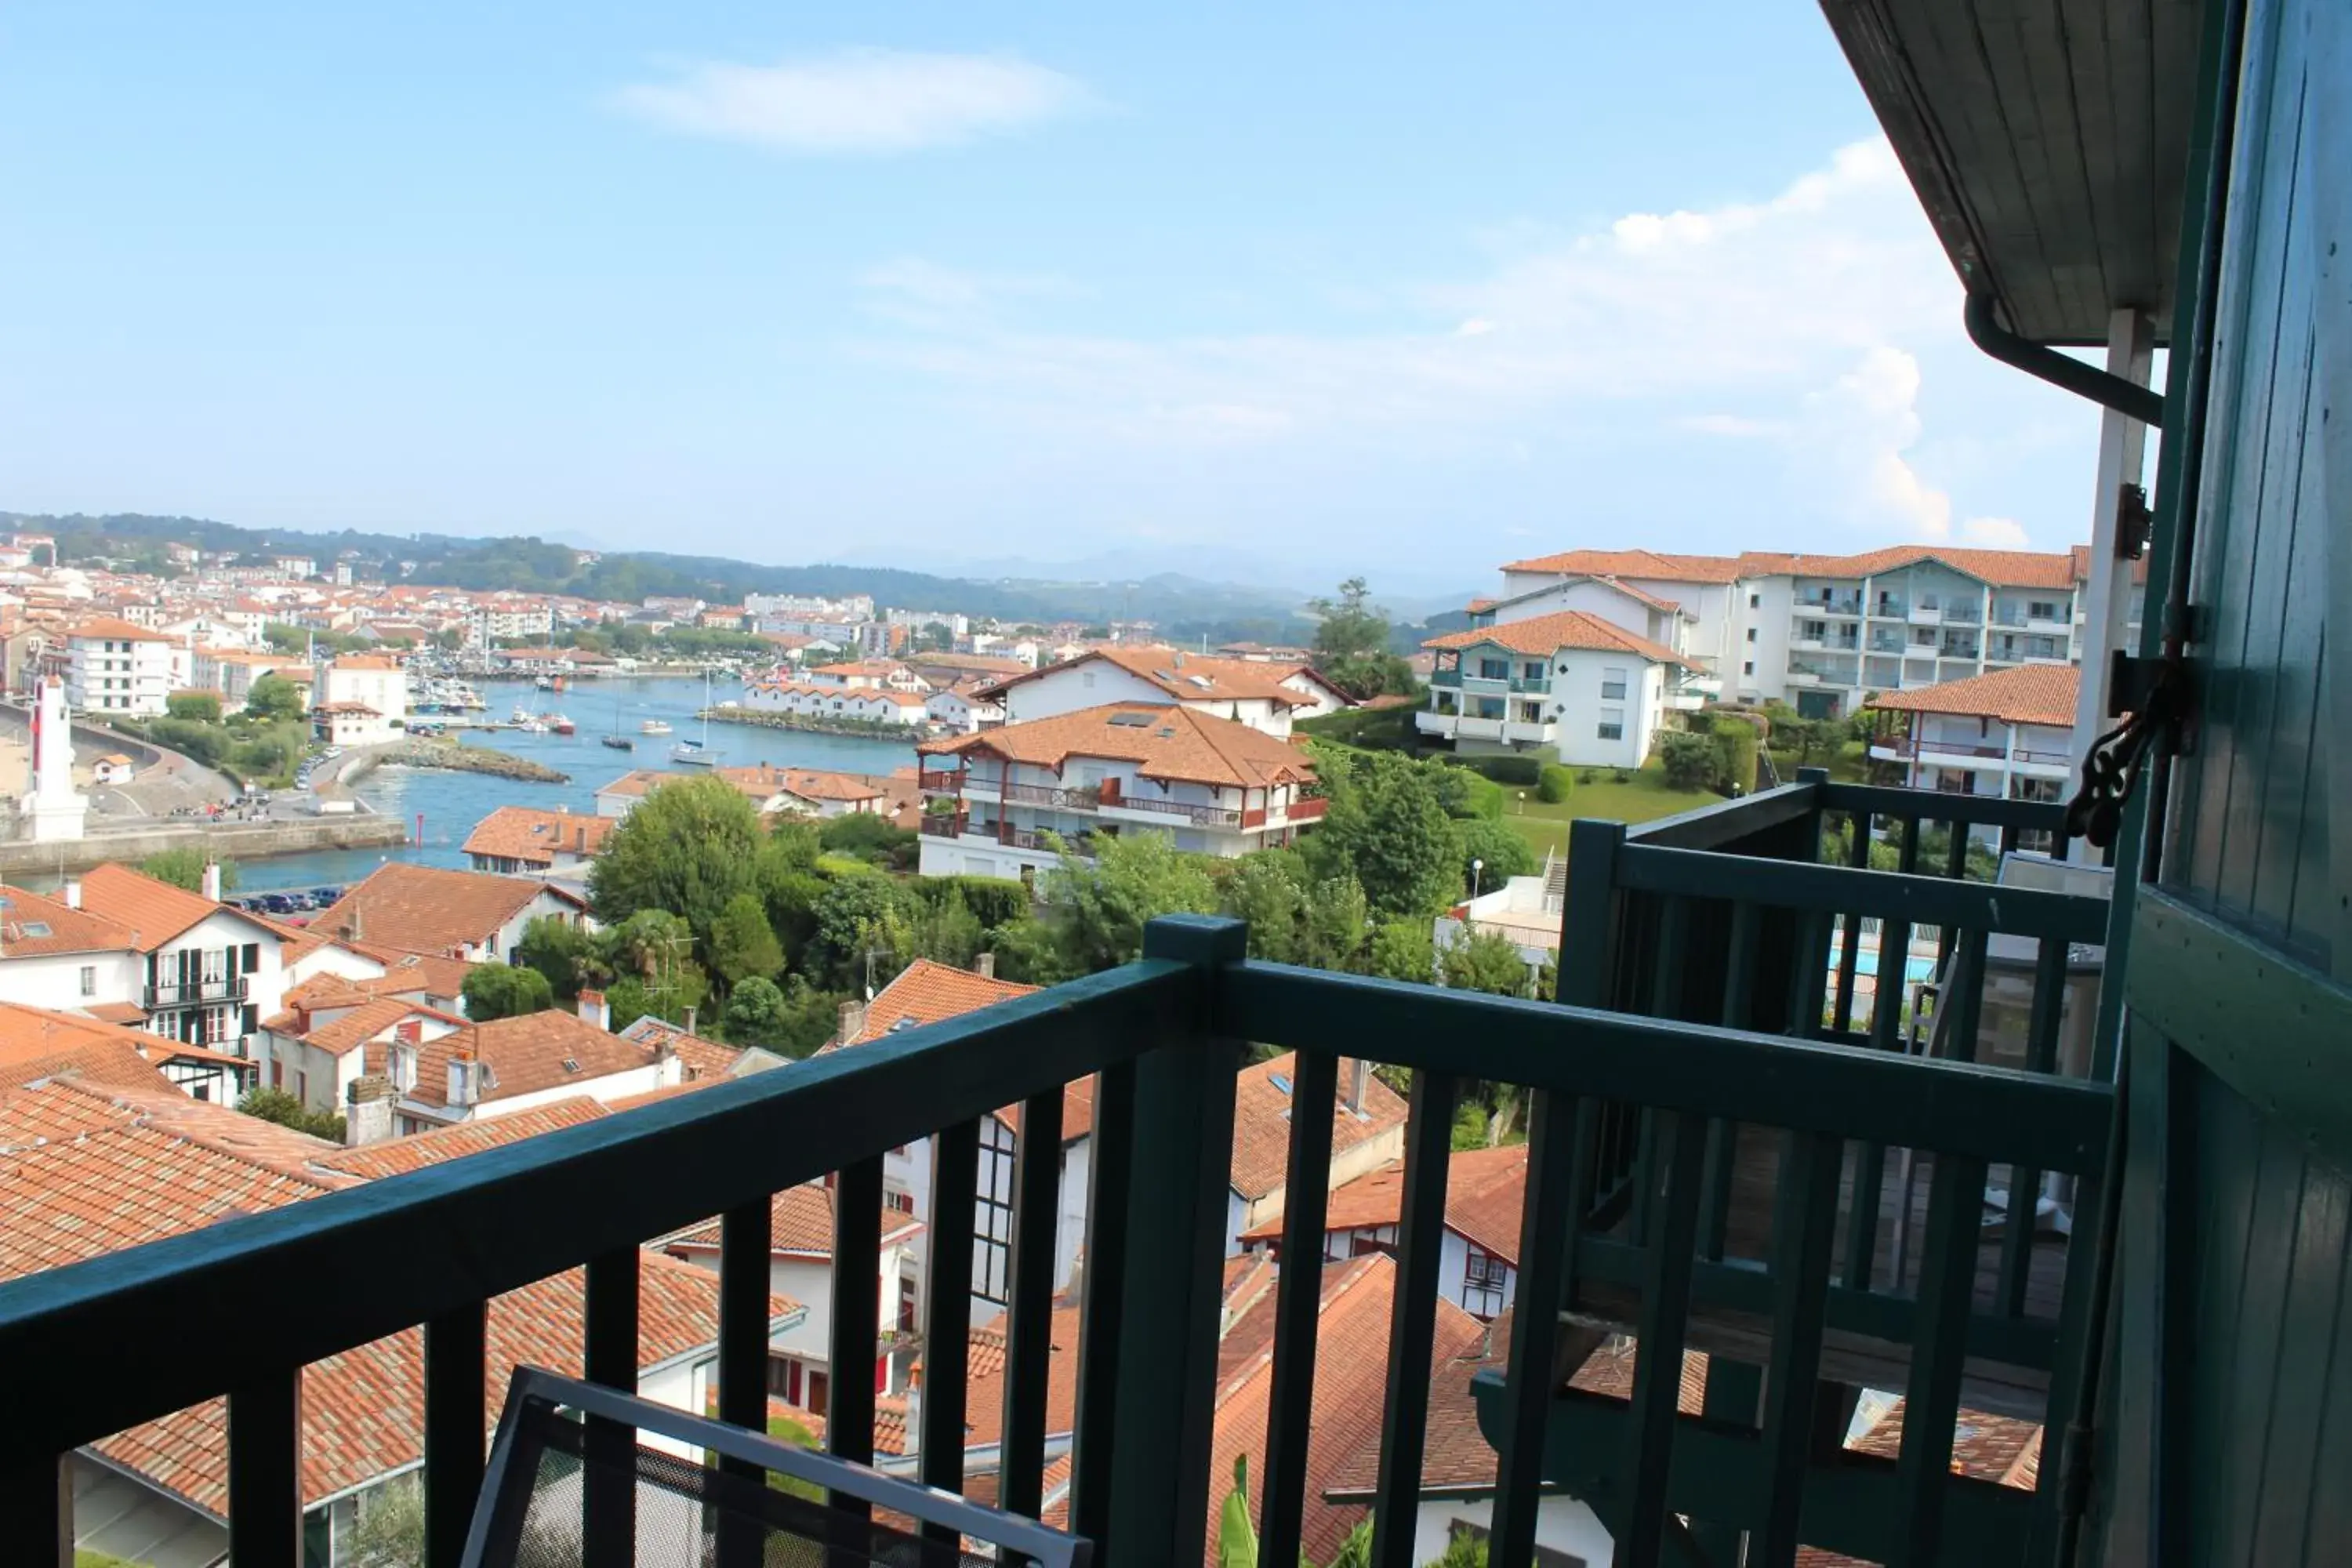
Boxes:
[366,740,570,784]
[0,815,410,875]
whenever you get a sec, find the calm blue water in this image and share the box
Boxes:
[230,675,916,892]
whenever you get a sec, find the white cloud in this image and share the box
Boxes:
[614,49,1089,155]
[1960,516,2032,546]
[845,138,2072,540]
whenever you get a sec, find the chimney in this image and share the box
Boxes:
[838,998,867,1044]
[579,989,609,1031]
[345,1076,395,1146]
[60,878,80,910]
[575,824,586,851]
[681,1005,697,1036]
[447,1055,479,1108]
[973,953,996,981]
[201,860,223,902]
[1345,1058,1370,1115]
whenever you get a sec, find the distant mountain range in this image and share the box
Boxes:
[5,511,1477,644]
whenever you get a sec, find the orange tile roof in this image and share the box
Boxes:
[979,646,1308,708]
[921,702,1317,791]
[844,958,1039,1045]
[80,862,264,949]
[64,615,172,641]
[310,1097,612,1178]
[1230,1053,1409,1201]
[298,997,466,1058]
[659,1181,926,1257]
[1744,544,2081,590]
[312,863,580,956]
[1847,1396,2044,1489]
[374,1007,666,1109]
[0,882,137,956]
[0,1004,254,1087]
[460,804,619,866]
[962,1305,1083,1454]
[1236,1143,1527,1261]
[346,945,477,1001]
[92,1254,783,1514]
[0,1029,180,1095]
[1499,548,1748,583]
[1210,1256,1485,1565]
[1423,609,1692,668]
[1867,662,2081,728]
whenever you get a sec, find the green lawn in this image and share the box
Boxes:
[1497,759,1722,858]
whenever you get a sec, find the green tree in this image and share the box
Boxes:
[587,775,768,946]
[514,914,601,1002]
[1221,851,1310,964]
[165,690,223,723]
[1438,928,1534,997]
[236,1086,346,1142]
[140,848,237,895]
[913,887,986,971]
[818,811,919,868]
[1453,818,1538,898]
[720,975,790,1047]
[1037,829,1218,973]
[343,1472,424,1567]
[808,872,918,992]
[1217,1453,1258,1568]
[1306,753,1459,920]
[709,892,784,987]
[245,673,307,722]
[1366,919,1436,983]
[1308,578,1414,699]
[1303,875,1372,972]
[463,963,555,1021]
[1657,731,1722,791]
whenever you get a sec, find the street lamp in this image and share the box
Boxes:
[1471,857,1484,899]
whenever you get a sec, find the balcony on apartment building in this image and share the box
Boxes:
[142,975,253,1010]
[0,771,2120,1568]
[1787,624,1861,654]
[1794,589,1864,617]
[1870,735,2077,780]
[922,760,1323,842]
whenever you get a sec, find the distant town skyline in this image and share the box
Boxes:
[2,2,2114,583]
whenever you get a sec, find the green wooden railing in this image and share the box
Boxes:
[0,915,2110,1568]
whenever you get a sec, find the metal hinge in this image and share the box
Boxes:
[2115,483,2153,560]
[2067,647,2197,848]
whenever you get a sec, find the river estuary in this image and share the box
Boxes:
[229,675,915,892]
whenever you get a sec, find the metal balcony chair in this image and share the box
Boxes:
[461,1368,1092,1568]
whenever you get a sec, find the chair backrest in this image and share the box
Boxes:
[463,1367,1094,1568]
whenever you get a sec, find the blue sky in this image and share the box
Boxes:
[0,2,2111,596]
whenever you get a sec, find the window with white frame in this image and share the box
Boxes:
[1463,1244,1508,1319]
[78,966,96,997]
[1597,706,1625,742]
[1599,666,1628,701]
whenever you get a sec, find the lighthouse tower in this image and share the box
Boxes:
[24,677,88,843]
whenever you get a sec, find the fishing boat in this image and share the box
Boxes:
[601,698,633,750]
[533,676,556,691]
[545,713,575,736]
[640,718,673,735]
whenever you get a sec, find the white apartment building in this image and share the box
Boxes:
[61,616,175,716]
[1864,663,2080,808]
[472,600,555,644]
[978,646,1341,737]
[740,682,931,728]
[316,653,408,729]
[915,702,1323,880]
[1419,612,1692,766]
[1477,543,2113,722]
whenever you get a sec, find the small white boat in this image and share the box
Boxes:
[641,718,673,735]
[671,739,717,766]
[515,718,551,735]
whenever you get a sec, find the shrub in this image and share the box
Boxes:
[1295,702,1421,752]
[1537,763,1573,804]
[909,874,1033,929]
[1445,753,1544,787]
[238,1086,346,1142]
[1656,732,1722,791]
[1577,768,1597,785]
[1713,717,1761,795]
[462,963,556,1021]
[1610,769,1630,784]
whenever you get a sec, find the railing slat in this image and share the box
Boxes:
[1619,1111,1709,1568]
[921,1117,982,1537]
[1937,822,1969,967]
[1001,1086,1066,1523]
[583,1247,640,1568]
[1786,907,1829,1039]
[1943,928,1988,1065]
[1490,1090,1581,1568]
[1721,899,1759,1029]
[1894,1152,1991,1568]
[1071,1060,1137,1551]
[1649,895,1689,1020]
[227,1367,303,1568]
[423,1303,486,1568]
[1832,813,1871,1033]
[1371,1070,1458,1568]
[1998,938,2071,1316]
[0,1457,67,1568]
[1753,1131,1845,1568]
[717,1195,772,1500]
[829,1156,884,1483]
[1259,1049,1340,1568]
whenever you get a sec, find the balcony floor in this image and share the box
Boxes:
[1569,1129,2071,1421]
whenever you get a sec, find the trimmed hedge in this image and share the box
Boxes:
[1537,763,1573,804]
[1714,717,1761,795]
[1444,753,1544,787]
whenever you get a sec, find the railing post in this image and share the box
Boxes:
[1105,915,1247,1568]
[1557,819,1626,1007]
[0,1457,69,1568]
